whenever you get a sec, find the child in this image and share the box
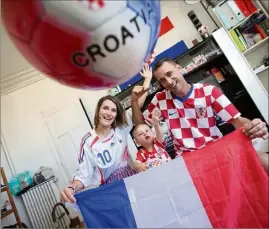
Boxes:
[133,116,171,172]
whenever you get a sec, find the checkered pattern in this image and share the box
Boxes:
[136,140,171,165]
[143,83,240,156]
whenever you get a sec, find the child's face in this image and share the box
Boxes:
[134,124,155,146]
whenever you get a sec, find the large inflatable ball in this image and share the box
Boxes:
[1,0,161,89]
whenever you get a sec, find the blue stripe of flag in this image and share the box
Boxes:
[75,180,137,228]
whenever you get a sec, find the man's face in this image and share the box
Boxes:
[154,62,185,94]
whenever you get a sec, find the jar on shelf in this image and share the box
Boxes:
[210,67,225,83]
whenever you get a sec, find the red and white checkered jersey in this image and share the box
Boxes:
[136,139,171,164]
[73,110,133,187]
[143,83,240,156]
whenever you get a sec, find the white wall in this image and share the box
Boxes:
[0,25,32,79]
[155,1,218,54]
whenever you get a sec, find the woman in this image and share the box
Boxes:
[60,64,152,203]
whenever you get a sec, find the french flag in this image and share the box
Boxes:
[75,130,268,228]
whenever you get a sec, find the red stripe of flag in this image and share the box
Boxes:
[183,129,268,228]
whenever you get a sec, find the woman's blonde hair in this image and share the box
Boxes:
[94,95,128,129]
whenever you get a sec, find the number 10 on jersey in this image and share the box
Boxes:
[97,150,112,165]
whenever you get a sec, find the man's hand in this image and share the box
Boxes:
[131,85,149,101]
[134,161,149,172]
[242,118,268,140]
[140,63,152,80]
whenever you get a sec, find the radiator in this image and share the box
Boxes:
[22,178,69,228]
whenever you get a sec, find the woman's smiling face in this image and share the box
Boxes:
[98,99,117,128]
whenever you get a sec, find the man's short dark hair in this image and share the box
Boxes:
[153,58,177,72]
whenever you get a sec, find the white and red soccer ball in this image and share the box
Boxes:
[1,0,161,90]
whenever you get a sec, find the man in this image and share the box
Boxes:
[132,59,268,172]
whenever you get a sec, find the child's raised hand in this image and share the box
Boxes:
[140,63,153,80]
[146,115,161,127]
[152,116,161,126]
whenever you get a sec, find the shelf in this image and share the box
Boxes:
[254,66,269,74]
[243,37,269,55]
[1,167,23,227]
[1,209,13,219]
[182,53,224,77]
[174,36,213,61]
[1,186,8,193]
[233,90,248,101]
[228,10,260,32]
